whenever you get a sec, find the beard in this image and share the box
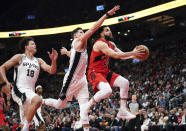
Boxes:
[105,35,114,41]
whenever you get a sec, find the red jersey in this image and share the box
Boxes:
[0,97,4,114]
[88,38,115,73]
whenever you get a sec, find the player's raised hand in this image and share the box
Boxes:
[48,48,58,61]
[60,47,68,55]
[107,5,120,16]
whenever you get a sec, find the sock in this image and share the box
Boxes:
[87,98,95,110]
[113,76,129,98]
[22,120,30,131]
[120,99,127,110]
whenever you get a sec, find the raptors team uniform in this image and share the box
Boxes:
[12,54,40,124]
[59,38,89,101]
[88,38,119,92]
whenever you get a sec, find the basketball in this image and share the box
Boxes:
[134,45,149,61]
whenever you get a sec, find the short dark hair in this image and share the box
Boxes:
[19,37,34,52]
[71,27,82,39]
[97,25,109,36]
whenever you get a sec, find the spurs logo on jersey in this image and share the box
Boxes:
[14,54,40,91]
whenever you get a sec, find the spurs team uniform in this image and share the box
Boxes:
[33,95,45,127]
[59,38,89,101]
[12,54,40,124]
[88,38,119,92]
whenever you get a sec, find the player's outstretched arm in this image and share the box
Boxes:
[79,5,120,43]
[39,48,58,74]
[94,42,144,59]
[81,5,120,41]
[0,54,21,88]
[60,47,71,57]
[111,42,135,59]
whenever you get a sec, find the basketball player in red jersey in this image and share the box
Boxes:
[86,26,144,120]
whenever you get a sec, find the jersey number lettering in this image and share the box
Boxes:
[27,69,35,77]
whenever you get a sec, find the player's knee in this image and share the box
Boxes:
[123,79,129,90]
[119,77,129,89]
[105,88,112,97]
[32,96,42,108]
[36,98,42,107]
[124,78,129,86]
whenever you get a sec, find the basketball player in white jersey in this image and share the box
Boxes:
[0,37,58,131]
[33,85,49,131]
[43,6,120,131]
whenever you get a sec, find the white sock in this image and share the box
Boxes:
[22,120,30,131]
[43,98,67,109]
[113,76,129,111]
[113,76,129,98]
[120,99,127,110]
[83,127,89,131]
[87,98,95,110]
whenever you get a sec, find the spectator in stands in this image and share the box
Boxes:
[89,115,99,131]
[142,99,149,109]
[158,112,168,130]
[166,109,178,131]
[158,96,166,107]
[180,108,186,130]
[141,113,151,131]
[177,108,183,125]
[74,116,83,131]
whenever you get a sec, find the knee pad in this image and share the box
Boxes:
[94,82,112,102]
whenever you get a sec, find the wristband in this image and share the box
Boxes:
[106,12,111,17]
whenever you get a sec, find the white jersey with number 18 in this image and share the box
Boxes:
[14,54,40,91]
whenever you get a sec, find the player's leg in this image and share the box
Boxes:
[43,76,70,109]
[85,82,112,113]
[113,75,136,120]
[43,98,67,109]
[22,95,42,131]
[11,88,35,131]
[79,98,89,131]
[33,107,46,131]
[76,82,90,131]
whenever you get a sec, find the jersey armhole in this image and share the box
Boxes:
[17,54,24,66]
[36,58,41,69]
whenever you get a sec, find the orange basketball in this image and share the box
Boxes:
[134,45,149,61]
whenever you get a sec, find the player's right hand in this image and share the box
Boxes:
[60,47,68,55]
[2,82,12,100]
[48,48,58,61]
[107,5,120,16]
[132,46,145,58]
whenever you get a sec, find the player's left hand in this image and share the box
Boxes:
[2,85,11,100]
[60,47,68,55]
[48,48,58,61]
[107,5,120,16]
